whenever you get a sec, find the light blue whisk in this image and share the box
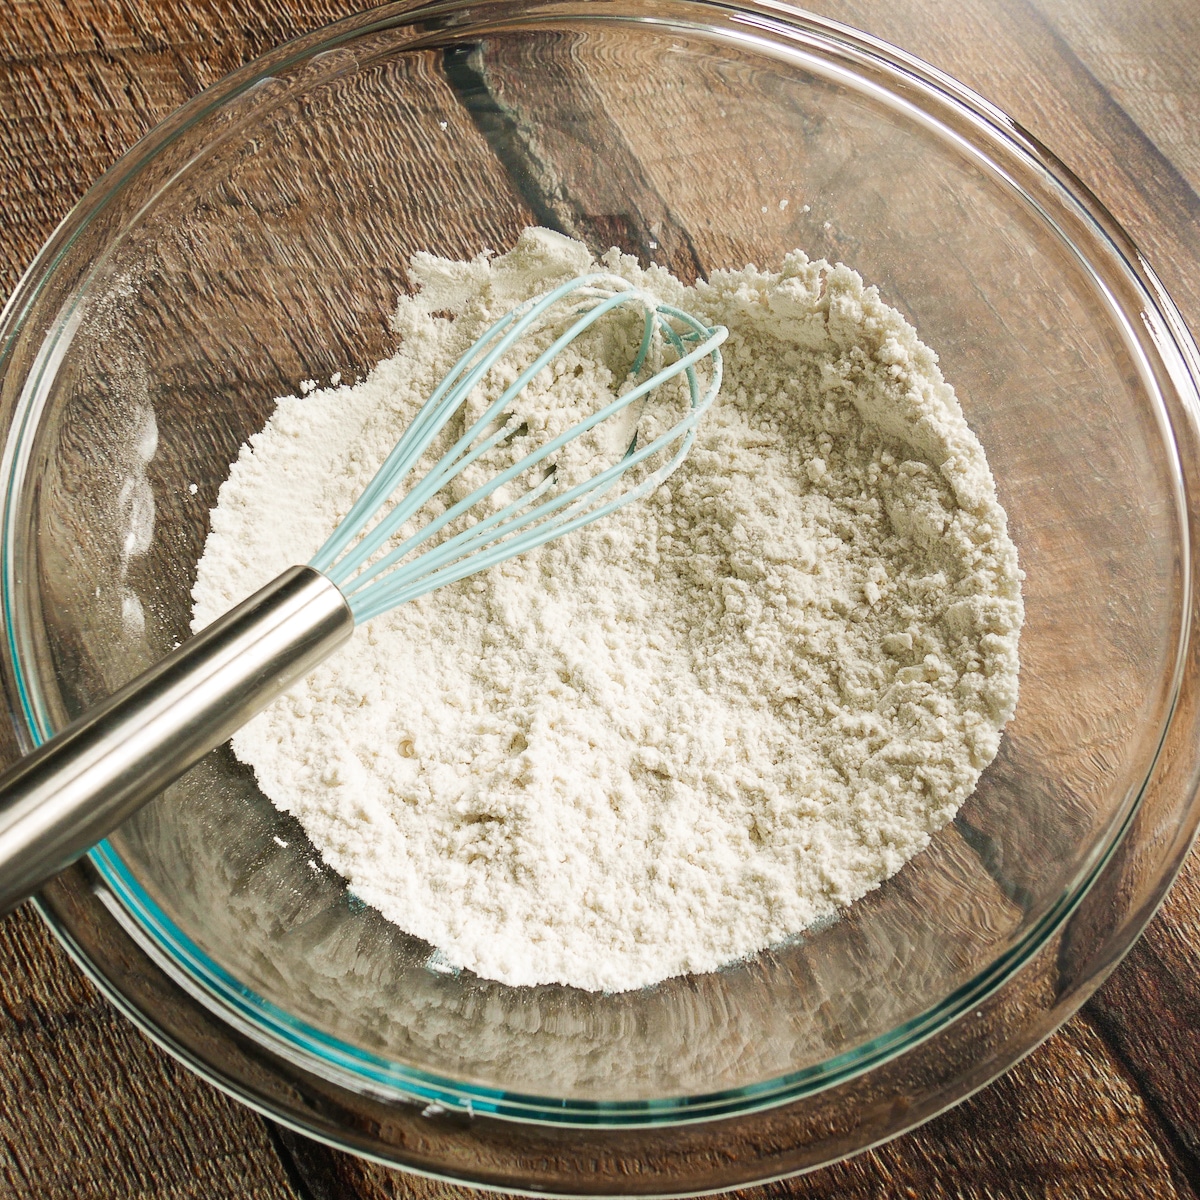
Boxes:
[0,273,727,914]
[313,272,725,621]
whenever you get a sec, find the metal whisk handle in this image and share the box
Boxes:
[0,565,353,916]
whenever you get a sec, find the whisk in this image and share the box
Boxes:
[0,273,726,915]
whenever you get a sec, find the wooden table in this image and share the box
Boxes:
[2,1,1199,1196]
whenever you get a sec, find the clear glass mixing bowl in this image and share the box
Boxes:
[2,0,1200,1191]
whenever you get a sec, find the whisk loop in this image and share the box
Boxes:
[311,273,728,623]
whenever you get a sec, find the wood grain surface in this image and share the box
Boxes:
[2,1,1200,1197]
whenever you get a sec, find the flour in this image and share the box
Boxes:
[191,228,1022,993]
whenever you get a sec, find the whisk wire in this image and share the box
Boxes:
[346,315,724,620]
[311,275,727,622]
[326,283,657,586]
[349,327,724,621]
[342,303,718,600]
[312,272,614,574]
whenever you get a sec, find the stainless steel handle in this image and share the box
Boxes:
[0,564,354,915]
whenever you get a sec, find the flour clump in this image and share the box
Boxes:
[192,228,1022,993]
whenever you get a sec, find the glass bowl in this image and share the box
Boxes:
[2,0,1200,1191]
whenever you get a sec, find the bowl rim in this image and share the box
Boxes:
[3,0,1200,1183]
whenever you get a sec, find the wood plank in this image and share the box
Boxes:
[803,0,1200,375]
[0,6,376,1197]
[1035,0,1200,197]
[444,41,706,283]
[0,6,337,1192]
[1084,845,1200,1173]
[0,0,375,300]
[0,905,301,1199]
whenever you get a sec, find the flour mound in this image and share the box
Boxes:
[192,228,1022,992]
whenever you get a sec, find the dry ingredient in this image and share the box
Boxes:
[191,228,1022,993]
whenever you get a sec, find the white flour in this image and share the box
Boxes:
[192,228,1022,992]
